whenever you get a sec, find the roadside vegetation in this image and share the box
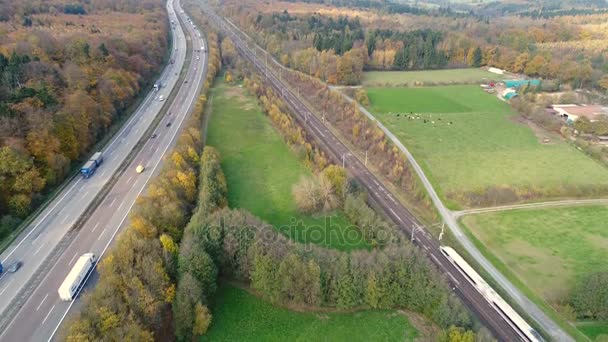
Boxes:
[62,19,222,340]
[203,285,421,341]
[0,0,170,242]
[366,85,608,208]
[462,205,608,340]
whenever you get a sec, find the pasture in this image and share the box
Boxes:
[366,85,608,207]
[207,81,366,250]
[362,68,497,87]
[202,285,420,341]
[461,205,608,340]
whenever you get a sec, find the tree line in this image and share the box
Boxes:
[274,67,436,221]
[0,0,169,241]
[221,1,608,90]
[63,23,222,341]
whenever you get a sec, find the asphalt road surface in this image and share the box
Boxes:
[204,8,530,341]
[0,0,207,340]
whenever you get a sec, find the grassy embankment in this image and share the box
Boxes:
[206,80,367,250]
[202,285,419,341]
[366,85,608,209]
[462,205,608,340]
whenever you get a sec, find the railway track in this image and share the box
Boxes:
[200,5,531,341]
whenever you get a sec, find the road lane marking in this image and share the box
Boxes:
[42,305,56,325]
[127,176,133,184]
[3,178,81,263]
[60,215,68,225]
[82,190,90,198]
[118,200,126,212]
[68,253,78,266]
[109,197,117,208]
[98,228,107,241]
[33,240,47,256]
[0,279,15,295]
[36,294,49,311]
[91,221,100,232]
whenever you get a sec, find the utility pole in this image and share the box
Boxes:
[411,224,421,243]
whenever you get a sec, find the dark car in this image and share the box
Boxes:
[7,261,22,273]
[151,133,157,139]
[166,122,172,127]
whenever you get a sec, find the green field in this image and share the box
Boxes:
[362,69,497,87]
[366,85,608,207]
[462,206,608,340]
[203,285,419,341]
[207,81,366,250]
[577,321,608,340]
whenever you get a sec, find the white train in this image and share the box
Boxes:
[440,246,544,342]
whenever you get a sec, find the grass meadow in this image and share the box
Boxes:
[462,206,608,340]
[362,68,497,87]
[202,285,419,342]
[366,85,608,208]
[206,80,367,250]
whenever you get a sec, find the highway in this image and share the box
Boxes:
[202,7,527,341]
[0,0,207,340]
[0,0,186,326]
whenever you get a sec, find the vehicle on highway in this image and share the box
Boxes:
[0,262,3,274]
[184,79,188,83]
[80,151,103,178]
[58,253,96,301]
[440,246,543,342]
[166,121,172,127]
[154,82,161,91]
[151,133,157,139]
[159,95,164,101]
[136,165,145,173]
[196,56,199,60]
[7,261,22,273]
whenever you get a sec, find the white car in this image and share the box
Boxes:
[159,95,164,101]
[136,165,145,173]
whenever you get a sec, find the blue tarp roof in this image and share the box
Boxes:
[504,79,541,88]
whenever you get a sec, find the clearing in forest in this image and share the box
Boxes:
[366,85,608,208]
[206,80,367,250]
[202,285,420,342]
[362,68,497,87]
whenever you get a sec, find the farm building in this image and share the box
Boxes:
[504,79,541,89]
[550,104,608,123]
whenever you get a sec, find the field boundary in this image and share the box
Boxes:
[337,90,572,341]
[454,198,608,218]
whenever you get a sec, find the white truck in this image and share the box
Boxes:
[58,253,96,301]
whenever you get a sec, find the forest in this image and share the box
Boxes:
[220,0,608,90]
[0,0,170,240]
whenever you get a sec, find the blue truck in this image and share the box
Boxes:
[0,261,3,274]
[80,152,103,178]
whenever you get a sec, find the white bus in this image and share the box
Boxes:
[58,253,96,301]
